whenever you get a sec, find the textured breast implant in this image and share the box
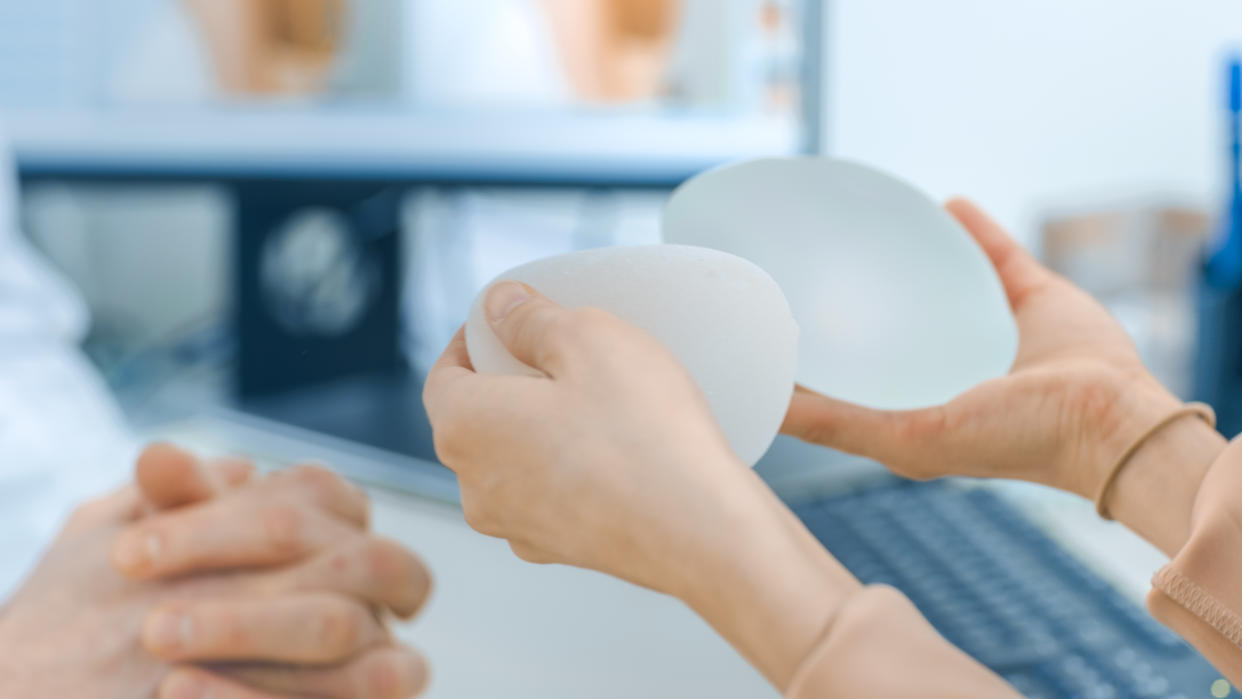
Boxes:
[464,244,799,467]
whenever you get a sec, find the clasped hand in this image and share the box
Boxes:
[0,444,431,699]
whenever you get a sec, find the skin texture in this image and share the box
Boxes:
[0,445,431,699]
[424,283,859,690]
[424,197,1228,693]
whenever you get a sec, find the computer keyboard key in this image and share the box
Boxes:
[790,481,1233,698]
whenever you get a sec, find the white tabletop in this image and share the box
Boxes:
[147,414,1171,698]
[371,489,775,698]
[148,417,776,699]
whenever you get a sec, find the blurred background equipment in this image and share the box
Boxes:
[1196,55,1242,437]
[7,0,822,498]
[1042,205,1209,398]
[184,0,347,97]
[539,0,682,103]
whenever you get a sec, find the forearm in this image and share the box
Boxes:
[673,469,861,690]
[672,468,1019,697]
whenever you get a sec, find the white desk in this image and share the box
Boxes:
[147,415,1172,698]
[148,418,777,699]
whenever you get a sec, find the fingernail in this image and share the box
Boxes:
[148,611,194,652]
[485,282,531,323]
[114,531,161,572]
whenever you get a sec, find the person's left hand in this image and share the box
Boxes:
[0,444,432,699]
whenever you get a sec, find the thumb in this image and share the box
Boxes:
[782,385,949,479]
[945,197,1051,310]
[484,281,573,375]
[135,443,255,511]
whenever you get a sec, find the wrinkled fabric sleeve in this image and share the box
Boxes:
[1148,437,1242,686]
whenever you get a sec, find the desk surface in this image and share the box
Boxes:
[150,417,776,699]
[371,491,776,698]
[148,416,1169,698]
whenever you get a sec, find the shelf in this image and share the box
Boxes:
[7,106,802,186]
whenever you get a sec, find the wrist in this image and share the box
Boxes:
[1103,405,1225,556]
[1057,372,1184,499]
[673,467,860,690]
[1067,370,1225,554]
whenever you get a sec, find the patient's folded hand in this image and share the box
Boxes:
[0,443,432,699]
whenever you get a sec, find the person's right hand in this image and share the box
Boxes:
[0,445,431,699]
[781,198,1186,501]
[423,284,860,689]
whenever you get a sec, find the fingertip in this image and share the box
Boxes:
[137,442,198,489]
[944,198,1002,241]
[214,457,257,488]
[482,283,572,374]
[370,646,431,699]
[111,527,162,580]
[408,649,432,697]
[137,443,215,510]
[396,548,434,620]
[484,281,535,325]
[944,196,976,213]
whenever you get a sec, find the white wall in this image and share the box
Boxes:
[826,0,1242,248]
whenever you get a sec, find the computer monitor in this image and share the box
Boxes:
[5,0,827,499]
[5,0,825,181]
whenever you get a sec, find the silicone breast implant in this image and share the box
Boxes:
[663,157,1018,410]
[464,244,800,467]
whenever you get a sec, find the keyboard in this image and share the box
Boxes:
[793,481,1236,699]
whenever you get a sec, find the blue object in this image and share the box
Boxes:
[793,482,1235,698]
[1195,55,1242,437]
[1204,56,1242,288]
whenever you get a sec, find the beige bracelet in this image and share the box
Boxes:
[1094,402,1217,520]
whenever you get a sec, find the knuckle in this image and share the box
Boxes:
[509,542,551,565]
[532,308,613,362]
[365,648,429,699]
[207,608,248,651]
[896,406,948,443]
[361,537,408,581]
[459,493,499,536]
[262,504,307,552]
[430,419,469,466]
[287,463,349,503]
[572,306,617,330]
[361,538,433,617]
[316,601,369,655]
[541,312,581,348]
[567,308,618,343]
